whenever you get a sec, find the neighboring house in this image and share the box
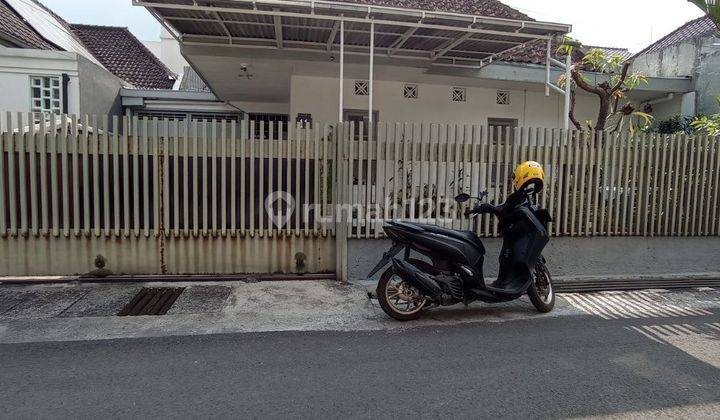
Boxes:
[138,0,693,131]
[70,24,176,90]
[120,64,247,123]
[142,28,190,76]
[0,0,177,125]
[632,15,720,119]
[0,0,123,120]
[67,24,242,122]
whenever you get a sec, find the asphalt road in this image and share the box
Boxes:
[2,312,719,419]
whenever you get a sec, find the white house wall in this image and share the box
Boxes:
[646,95,686,122]
[160,29,189,76]
[632,34,720,116]
[0,47,81,121]
[288,74,599,129]
[633,42,699,78]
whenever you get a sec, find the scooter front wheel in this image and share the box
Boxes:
[377,268,428,321]
[528,262,555,313]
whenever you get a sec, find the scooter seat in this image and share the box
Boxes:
[424,226,484,249]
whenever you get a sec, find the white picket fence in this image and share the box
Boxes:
[343,123,720,239]
[0,113,334,239]
[1,112,719,276]
[1,113,719,240]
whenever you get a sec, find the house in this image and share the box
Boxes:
[632,15,720,119]
[142,28,189,75]
[69,24,244,122]
[0,0,176,125]
[136,0,694,132]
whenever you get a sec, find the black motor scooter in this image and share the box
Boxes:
[368,189,554,321]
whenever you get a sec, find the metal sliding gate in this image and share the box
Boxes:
[0,113,338,276]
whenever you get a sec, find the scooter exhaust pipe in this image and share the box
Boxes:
[391,258,445,301]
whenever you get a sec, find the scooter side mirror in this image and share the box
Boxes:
[454,193,471,204]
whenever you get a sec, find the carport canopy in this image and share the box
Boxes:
[135,0,571,68]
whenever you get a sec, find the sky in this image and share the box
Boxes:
[38,0,706,53]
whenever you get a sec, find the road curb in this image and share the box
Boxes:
[364,272,720,298]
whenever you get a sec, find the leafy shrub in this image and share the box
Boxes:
[690,96,720,136]
[653,115,694,134]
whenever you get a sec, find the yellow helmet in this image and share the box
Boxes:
[513,161,544,192]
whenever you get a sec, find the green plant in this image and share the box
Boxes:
[557,41,651,132]
[653,115,695,134]
[690,96,720,136]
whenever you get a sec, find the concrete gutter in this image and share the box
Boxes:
[6,272,719,294]
[0,273,336,285]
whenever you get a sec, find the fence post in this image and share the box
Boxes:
[335,122,349,282]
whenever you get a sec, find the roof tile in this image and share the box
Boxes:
[70,24,176,90]
[633,15,718,57]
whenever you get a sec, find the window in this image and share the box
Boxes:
[248,113,289,139]
[31,76,61,118]
[134,111,243,139]
[488,118,518,145]
[488,117,518,189]
[296,113,312,129]
[136,111,189,121]
[343,109,379,187]
[190,112,243,123]
[451,87,466,102]
[354,80,369,96]
[343,109,378,141]
[496,90,510,105]
[403,84,418,99]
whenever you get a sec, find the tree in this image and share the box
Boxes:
[688,1,720,28]
[558,43,650,132]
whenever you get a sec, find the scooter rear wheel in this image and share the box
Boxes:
[528,262,555,313]
[377,268,428,321]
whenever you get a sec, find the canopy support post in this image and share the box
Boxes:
[338,18,344,123]
[545,38,551,97]
[368,20,375,126]
[545,39,572,130]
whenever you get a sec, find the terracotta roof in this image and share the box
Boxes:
[0,0,56,49]
[70,24,176,89]
[334,0,531,20]
[633,15,718,58]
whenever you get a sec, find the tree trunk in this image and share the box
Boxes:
[595,93,611,131]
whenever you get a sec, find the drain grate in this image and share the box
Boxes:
[118,287,185,316]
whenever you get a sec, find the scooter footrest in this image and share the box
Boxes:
[483,285,526,295]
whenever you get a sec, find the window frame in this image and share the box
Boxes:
[29,75,62,120]
[247,112,289,140]
[487,117,519,188]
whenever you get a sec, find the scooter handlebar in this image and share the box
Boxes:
[465,203,497,217]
